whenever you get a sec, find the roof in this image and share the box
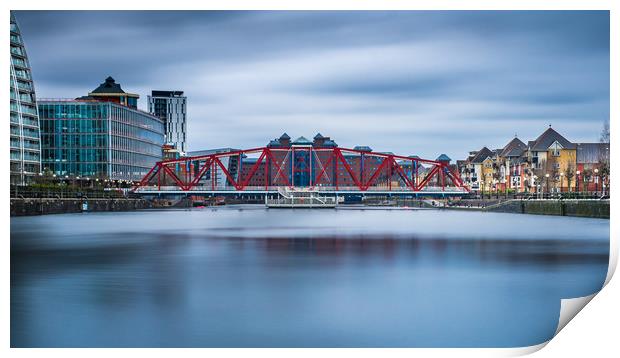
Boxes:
[90,76,127,94]
[529,127,576,151]
[322,139,338,147]
[313,133,324,140]
[470,147,495,164]
[188,148,240,156]
[151,90,184,97]
[499,137,527,157]
[436,154,451,162]
[354,146,372,152]
[576,143,610,164]
[279,132,290,140]
[292,136,312,145]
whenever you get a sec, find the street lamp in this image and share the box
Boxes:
[576,170,580,193]
[559,172,564,193]
[594,168,599,194]
[545,173,550,196]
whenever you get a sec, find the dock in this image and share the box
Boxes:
[265,187,339,208]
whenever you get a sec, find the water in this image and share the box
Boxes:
[11,206,609,347]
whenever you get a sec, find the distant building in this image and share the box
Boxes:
[576,142,610,193]
[187,148,240,188]
[38,77,165,181]
[526,127,577,193]
[148,90,187,153]
[10,13,41,185]
[459,125,611,194]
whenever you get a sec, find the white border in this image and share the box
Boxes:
[4,1,618,357]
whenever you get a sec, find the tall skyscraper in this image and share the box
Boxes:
[148,90,187,153]
[10,13,41,185]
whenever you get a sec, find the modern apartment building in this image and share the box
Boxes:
[10,13,41,185]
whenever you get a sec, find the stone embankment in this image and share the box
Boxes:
[10,198,153,217]
[448,199,609,219]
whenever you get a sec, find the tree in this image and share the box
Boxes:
[600,119,610,143]
[598,121,610,195]
[565,162,575,193]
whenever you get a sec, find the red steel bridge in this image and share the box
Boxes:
[132,146,469,196]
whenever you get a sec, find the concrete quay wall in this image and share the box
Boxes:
[10,198,152,217]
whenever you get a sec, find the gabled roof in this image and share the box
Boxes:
[499,137,527,157]
[529,127,576,151]
[576,143,610,164]
[436,154,451,162]
[292,136,312,145]
[279,132,290,140]
[90,76,126,94]
[313,133,324,140]
[470,147,495,164]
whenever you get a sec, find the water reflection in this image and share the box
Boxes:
[11,207,609,348]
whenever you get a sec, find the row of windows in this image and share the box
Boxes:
[10,34,21,44]
[12,68,31,81]
[43,162,109,178]
[111,149,160,168]
[41,162,156,181]
[10,88,35,103]
[11,125,40,138]
[11,56,28,68]
[11,45,24,56]
[12,78,33,91]
[10,112,38,126]
[111,135,162,157]
[11,138,39,149]
[110,105,164,134]
[111,121,164,145]
[42,133,108,148]
[11,149,40,161]
[40,118,108,133]
[39,103,109,120]
[42,148,108,163]
[11,163,40,175]
[11,101,37,115]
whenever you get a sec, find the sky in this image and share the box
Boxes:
[14,10,610,160]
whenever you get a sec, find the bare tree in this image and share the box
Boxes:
[565,162,575,193]
[600,119,610,143]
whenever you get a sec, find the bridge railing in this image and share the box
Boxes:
[134,185,469,193]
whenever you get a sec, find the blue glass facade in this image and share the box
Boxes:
[39,101,164,181]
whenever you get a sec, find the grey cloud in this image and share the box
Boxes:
[13,10,609,161]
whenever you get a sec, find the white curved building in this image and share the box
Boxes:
[10,13,41,185]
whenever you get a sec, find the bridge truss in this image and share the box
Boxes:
[132,146,469,194]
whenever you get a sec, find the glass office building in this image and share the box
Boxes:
[10,13,41,185]
[39,100,165,181]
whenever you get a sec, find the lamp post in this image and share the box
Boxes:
[576,170,580,195]
[545,173,550,197]
[594,168,599,195]
[559,172,564,194]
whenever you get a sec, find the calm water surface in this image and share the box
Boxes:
[11,206,609,347]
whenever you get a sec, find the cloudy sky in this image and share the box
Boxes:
[14,11,609,160]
